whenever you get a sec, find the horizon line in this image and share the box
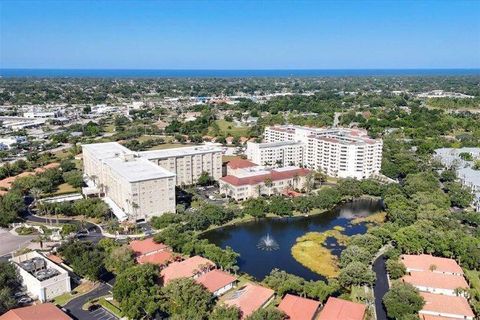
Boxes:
[1,67,480,71]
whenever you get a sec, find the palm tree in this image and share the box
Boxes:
[256,184,262,197]
[304,172,315,193]
[264,178,273,196]
[30,187,43,205]
[293,173,300,189]
[132,202,139,220]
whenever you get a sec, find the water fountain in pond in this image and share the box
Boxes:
[257,233,279,251]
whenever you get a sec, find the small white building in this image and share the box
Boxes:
[10,251,71,302]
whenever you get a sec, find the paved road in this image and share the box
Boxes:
[0,228,35,256]
[373,254,389,320]
[63,283,112,320]
[22,208,103,243]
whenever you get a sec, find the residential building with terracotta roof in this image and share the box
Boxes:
[223,283,275,319]
[277,294,320,320]
[219,166,310,201]
[129,238,173,266]
[400,254,464,275]
[419,292,474,320]
[252,125,382,179]
[318,297,366,320]
[195,269,237,296]
[402,271,469,296]
[226,158,258,175]
[160,255,215,285]
[0,303,72,320]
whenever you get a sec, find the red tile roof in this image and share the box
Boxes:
[160,256,215,285]
[129,238,169,256]
[420,292,474,318]
[402,271,468,291]
[318,297,366,320]
[47,254,64,265]
[137,251,173,266]
[278,294,320,320]
[0,303,72,320]
[401,254,463,274]
[220,167,310,187]
[224,283,275,319]
[227,158,257,169]
[195,269,237,293]
[420,315,461,320]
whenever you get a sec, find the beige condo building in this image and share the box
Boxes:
[82,142,223,222]
[140,146,223,186]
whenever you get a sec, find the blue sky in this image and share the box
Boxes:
[1,0,479,69]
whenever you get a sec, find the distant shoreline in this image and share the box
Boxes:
[1,68,479,78]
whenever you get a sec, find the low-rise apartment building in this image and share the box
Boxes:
[248,125,383,179]
[10,251,71,302]
[220,165,310,201]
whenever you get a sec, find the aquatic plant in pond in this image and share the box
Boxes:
[291,229,349,278]
[257,233,279,251]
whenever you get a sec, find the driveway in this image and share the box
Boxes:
[63,282,112,320]
[23,208,104,243]
[373,254,389,320]
[0,228,35,256]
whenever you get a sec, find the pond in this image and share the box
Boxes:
[203,198,384,281]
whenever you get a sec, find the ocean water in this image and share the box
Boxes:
[0,68,479,78]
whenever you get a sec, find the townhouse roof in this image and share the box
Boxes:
[278,294,320,320]
[160,256,215,285]
[129,238,169,256]
[420,315,462,320]
[223,283,275,319]
[195,269,237,293]
[136,251,173,265]
[400,254,463,274]
[402,271,468,291]
[220,167,310,187]
[227,158,258,169]
[318,297,366,320]
[420,292,474,318]
[0,303,72,320]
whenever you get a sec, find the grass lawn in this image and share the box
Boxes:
[53,149,71,160]
[209,119,249,137]
[148,143,194,150]
[351,285,375,320]
[98,297,123,318]
[52,183,78,196]
[53,281,96,306]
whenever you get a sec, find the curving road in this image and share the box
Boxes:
[63,282,112,320]
[373,254,389,320]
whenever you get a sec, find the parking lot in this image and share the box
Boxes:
[88,307,119,320]
[196,185,228,204]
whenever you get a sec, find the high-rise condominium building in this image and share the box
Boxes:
[247,125,383,180]
[82,142,223,221]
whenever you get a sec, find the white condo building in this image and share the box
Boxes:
[247,125,383,180]
[82,142,223,222]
